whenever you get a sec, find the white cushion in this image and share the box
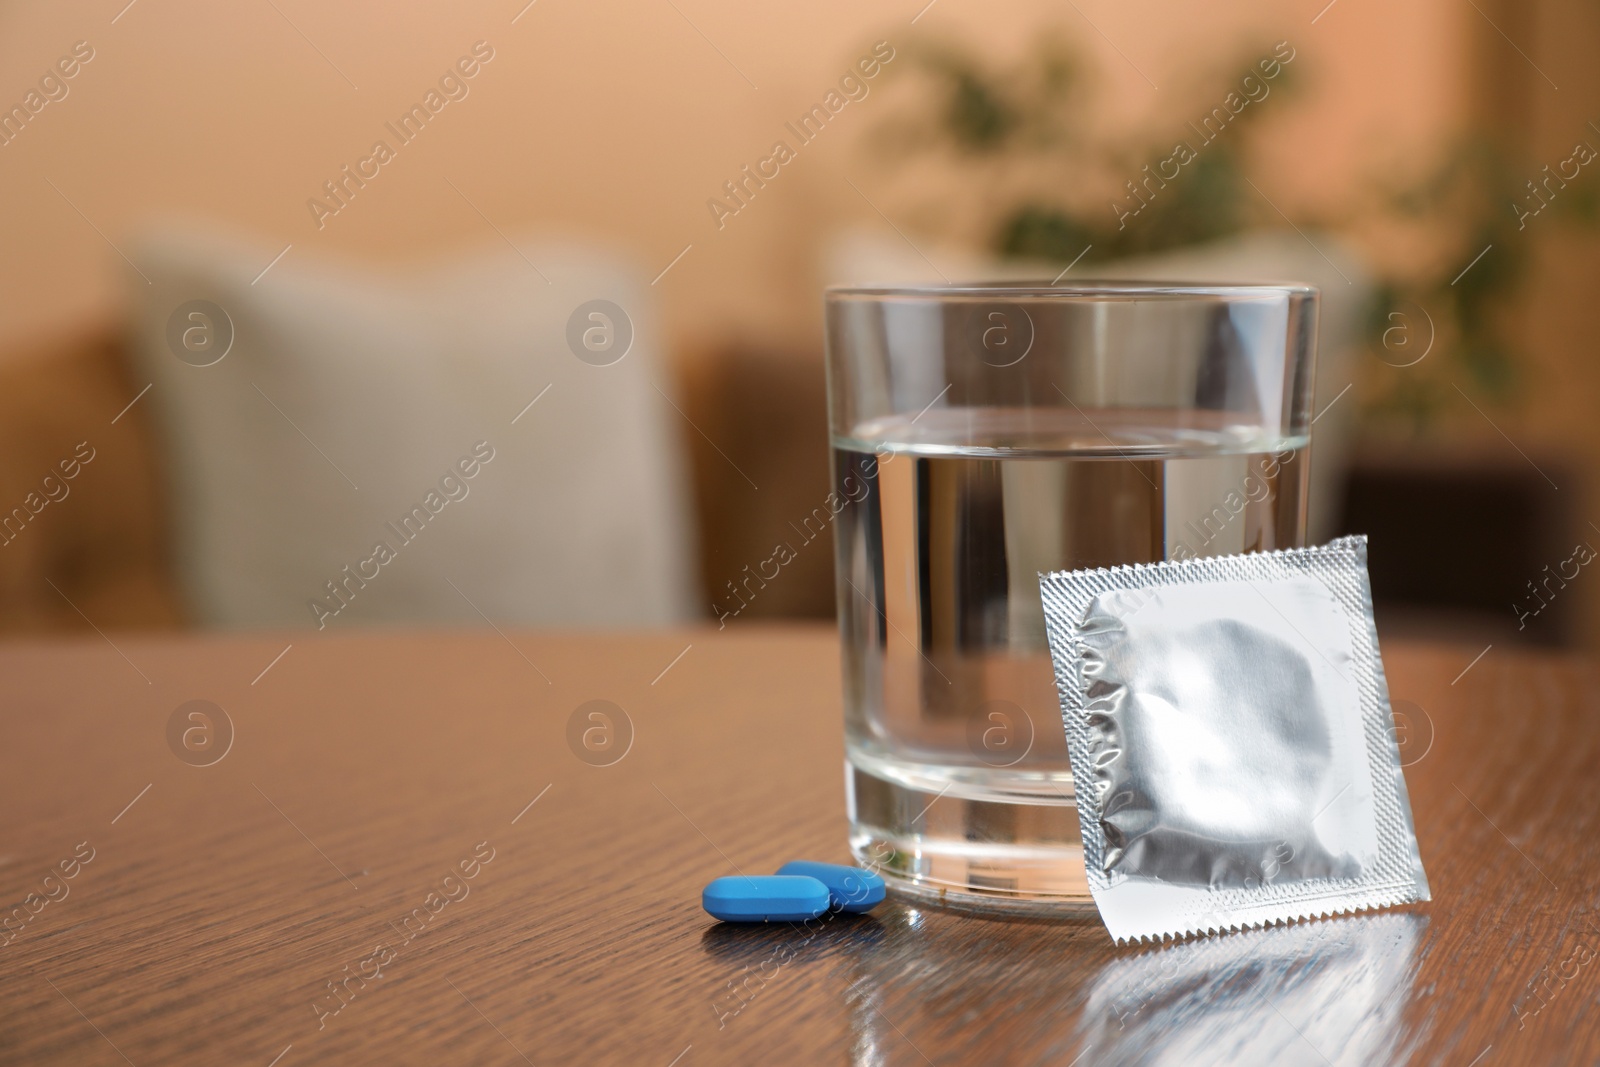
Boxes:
[127,227,698,630]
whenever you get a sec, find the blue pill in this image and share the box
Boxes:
[702,875,831,922]
[776,861,885,913]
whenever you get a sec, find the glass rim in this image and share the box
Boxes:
[824,279,1318,299]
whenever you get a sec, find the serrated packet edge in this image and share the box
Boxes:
[1039,535,1431,943]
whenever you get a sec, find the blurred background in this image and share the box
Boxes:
[0,0,1595,650]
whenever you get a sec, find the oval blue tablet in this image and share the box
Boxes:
[702,875,831,922]
[776,861,886,913]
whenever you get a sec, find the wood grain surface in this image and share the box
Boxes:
[0,625,1596,1065]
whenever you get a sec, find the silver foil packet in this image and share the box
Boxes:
[1039,535,1430,942]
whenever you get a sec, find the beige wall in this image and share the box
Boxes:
[0,0,1467,362]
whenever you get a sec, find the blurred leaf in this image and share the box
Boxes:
[904,46,1019,153]
[1459,341,1518,402]
[1553,176,1600,224]
[945,69,1015,150]
[996,206,1097,261]
[1109,148,1249,255]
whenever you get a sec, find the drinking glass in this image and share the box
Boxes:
[823,282,1319,909]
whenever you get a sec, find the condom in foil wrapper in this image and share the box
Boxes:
[1039,535,1429,943]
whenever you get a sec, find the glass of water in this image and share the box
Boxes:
[824,282,1319,909]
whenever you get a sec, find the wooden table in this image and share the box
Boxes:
[1,625,1596,1065]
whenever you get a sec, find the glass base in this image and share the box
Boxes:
[845,757,1095,912]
